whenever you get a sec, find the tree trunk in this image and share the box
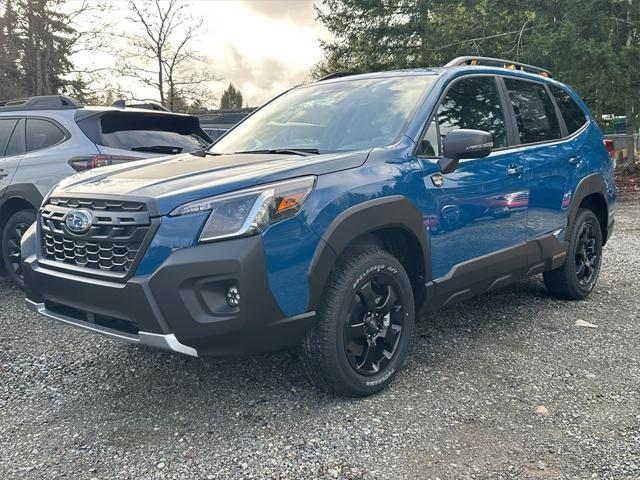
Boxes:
[157,47,164,106]
[626,106,636,164]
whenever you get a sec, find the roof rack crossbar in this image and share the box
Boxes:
[445,56,552,78]
[0,95,83,112]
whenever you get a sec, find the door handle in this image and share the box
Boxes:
[569,156,581,165]
[507,165,525,177]
[0,169,8,179]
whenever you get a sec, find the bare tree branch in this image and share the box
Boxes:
[113,0,216,111]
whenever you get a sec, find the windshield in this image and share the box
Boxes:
[210,76,435,154]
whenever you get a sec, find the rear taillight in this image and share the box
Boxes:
[603,139,616,160]
[68,154,141,172]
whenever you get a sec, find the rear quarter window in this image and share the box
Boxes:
[549,85,588,134]
[26,118,66,151]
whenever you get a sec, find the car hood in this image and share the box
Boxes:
[53,150,369,215]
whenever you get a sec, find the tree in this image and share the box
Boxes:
[315,0,640,163]
[0,0,27,99]
[0,0,102,100]
[19,0,78,95]
[116,0,216,111]
[219,83,243,109]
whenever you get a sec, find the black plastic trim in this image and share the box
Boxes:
[307,196,430,310]
[568,173,609,238]
[0,183,43,217]
[425,234,568,311]
[0,183,42,275]
[23,235,315,356]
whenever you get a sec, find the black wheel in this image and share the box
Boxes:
[543,209,603,300]
[301,247,415,397]
[1,209,36,289]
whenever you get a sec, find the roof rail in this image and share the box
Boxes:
[318,71,360,81]
[0,95,84,112]
[445,56,552,78]
[111,99,169,112]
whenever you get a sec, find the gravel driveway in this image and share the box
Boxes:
[1,196,638,480]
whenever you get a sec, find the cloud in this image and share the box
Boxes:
[210,45,310,107]
[239,0,317,26]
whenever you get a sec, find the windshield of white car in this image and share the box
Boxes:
[209,75,435,155]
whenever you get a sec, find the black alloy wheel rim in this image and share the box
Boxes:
[6,221,29,279]
[344,273,404,376]
[575,222,599,288]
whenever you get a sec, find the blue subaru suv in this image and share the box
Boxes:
[22,57,616,396]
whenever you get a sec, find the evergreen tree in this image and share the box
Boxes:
[0,0,90,98]
[16,0,77,95]
[0,0,28,99]
[315,0,640,135]
[219,83,243,109]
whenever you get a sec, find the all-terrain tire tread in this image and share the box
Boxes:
[301,247,412,396]
[543,208,602,300]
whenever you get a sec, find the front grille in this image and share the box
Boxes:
[40,197,152,276]
[48,197,145,212]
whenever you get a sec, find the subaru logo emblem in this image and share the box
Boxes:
[65,209,93,234]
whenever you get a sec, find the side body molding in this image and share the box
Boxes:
[307,196,431,311]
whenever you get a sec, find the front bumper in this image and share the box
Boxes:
[23,235,315,357]
[25,298,197,355]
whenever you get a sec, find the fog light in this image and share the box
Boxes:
[226,286,240,307]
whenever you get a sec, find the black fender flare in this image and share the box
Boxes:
[567,173,609,237]
[0,183,42,275]
[306,195,431,311]
[0,183,43,222]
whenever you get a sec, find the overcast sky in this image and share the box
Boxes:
[75,0,330,108]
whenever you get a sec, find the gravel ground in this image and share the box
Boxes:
[1,196,638,480]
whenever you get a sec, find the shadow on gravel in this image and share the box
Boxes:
[53,276,560,424]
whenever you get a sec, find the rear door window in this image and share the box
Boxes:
[26,118,66,151]
[549,85,588,134]
[5,118,26,156]
[0,118,18,156]
[98,113,210,154]
[504,79,562,144]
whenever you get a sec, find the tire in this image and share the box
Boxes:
[1,209,36,289]
[301,247,415,397]
[543,208,603,300]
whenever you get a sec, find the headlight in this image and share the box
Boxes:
[170,176,316,242]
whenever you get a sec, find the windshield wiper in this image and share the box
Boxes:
[131,145,183,154]
[191,149,222,157]
[234,148,320,157]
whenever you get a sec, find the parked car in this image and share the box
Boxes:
[197,108,255,141]
[0,95,211,287]
[22,57,616,396]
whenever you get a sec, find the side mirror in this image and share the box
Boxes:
[438,129,493,174]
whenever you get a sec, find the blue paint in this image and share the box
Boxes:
[127,65,614,316]
[134,212,209,276]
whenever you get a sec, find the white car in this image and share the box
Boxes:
[0,95,211,287]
